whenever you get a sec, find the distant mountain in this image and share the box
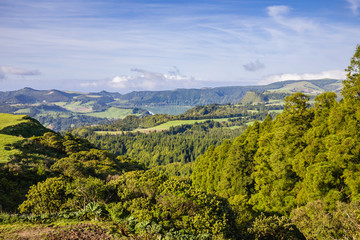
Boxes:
[0,87,76,104]
[0,79,343,131]
[0,78,341,105]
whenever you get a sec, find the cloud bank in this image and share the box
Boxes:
[108,68,199,91]
[80,67,206,92]
[259,70,346,85]
[0,66,41,80]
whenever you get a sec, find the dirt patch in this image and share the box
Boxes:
[47,223,114,240]
[1,223,116,240]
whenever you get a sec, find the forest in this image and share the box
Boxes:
[70,103,274,173]
[0,45,360,239]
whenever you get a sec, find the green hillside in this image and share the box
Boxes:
[0,79,342,131]
[0,114,28,130]
[0,134,22,163]
[240,91,268,104]
[0,113,234,239]
[70,102,274,169]
[0,114,52,163]
[271,81,323,94]
[190,45,360,239]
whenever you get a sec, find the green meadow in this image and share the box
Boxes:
[140,118,230,131]
[84,107,136,118]
[0,114,27,162]
[96,118,232,135]
[0,134,23,163]
[0,113,28,129]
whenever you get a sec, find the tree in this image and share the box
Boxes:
[341,44,360,104]
[19,177,67,214]
[66,176,110,210]
[249,213,305,240]
[109,170,236,238]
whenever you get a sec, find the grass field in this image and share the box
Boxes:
[84,107,136,119]
[52,101,67,107]
[135,118,231,132]
[0,114,28,130]
[269,109,283,113]
[96,118,232,135]
[95,130,125,135]
[246,120,263,126]
[223,125,243,130]
[270,81,323,94]
[0,134,23,163]
[144,105,192,115]
[60,101,94,113]
[36,112,73,118]
[14,108,31,114]
[0,114,27,162]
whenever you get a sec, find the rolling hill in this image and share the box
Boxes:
[0,79,342,131]
[0,113,52,162]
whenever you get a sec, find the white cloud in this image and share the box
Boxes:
[259,70,346,85]
[79,81,100,88]
[0,66,40,81]
[267,5,291,18]
[243,60,265,72]
[0,66,40,76]
[107,68,201,91]
[347,0,360,15]
[266,5,317,33]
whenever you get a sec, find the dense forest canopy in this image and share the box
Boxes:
[192,45,360,239]
[70,103,276,173]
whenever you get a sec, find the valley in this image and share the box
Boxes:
[0,79,341,131]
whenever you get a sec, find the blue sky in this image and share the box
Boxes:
[0,0,359,93]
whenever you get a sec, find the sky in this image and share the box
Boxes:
[0,0,359,93]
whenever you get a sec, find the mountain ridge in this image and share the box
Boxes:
[0,79,342,131]
[0,78,342,105]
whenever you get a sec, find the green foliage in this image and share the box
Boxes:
[38,113,110,132]
[0,114,53,162]
[249,213,305,240]
[65,177,111,211]
[191,44,360,237]
[0,114,52,138]
[291,200,360,240]
[342,44,360,105]
[70,102,280,171]
[62,133,94,154]
[51,149,119,178]
[18,176,68,214]
[110,170,236,238]
[0,119,143,213]
[35,132,66,152]
[83,202,108,220]
[74,120,246,169]
[0,134,23,163]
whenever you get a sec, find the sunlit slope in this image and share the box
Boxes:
[0,113,51,162]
